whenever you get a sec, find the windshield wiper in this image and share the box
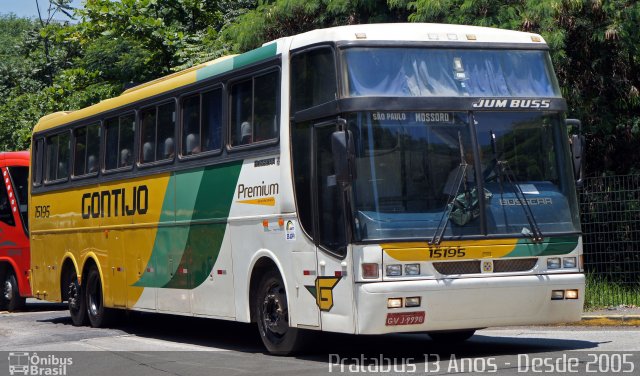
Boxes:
[489,130,544,243]
[430,131,469,245]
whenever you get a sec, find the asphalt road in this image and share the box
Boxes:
[1,300,639,376]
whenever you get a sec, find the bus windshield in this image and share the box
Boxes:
[346,111,580,241]
[342,48,561,97]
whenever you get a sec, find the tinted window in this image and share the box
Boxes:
[181,89,223,156]
[73,123,100,176]
[230,71,279,146]
[291,48,337,111]
[105,114,135,170]
[141,102,176,163]
[45,132,70,182]
[32,138,44,185]
[343,48,561,97]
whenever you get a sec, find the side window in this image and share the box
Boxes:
[105,114,135,170]
[291,47,337,112]
[141,102,176,163]
[230,70,279,147]
[45,131,70,182]
[73,123,101,176]
[0,176,14,226]
[181,88,222,156]
[32,138,44,186]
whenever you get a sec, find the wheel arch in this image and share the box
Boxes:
[0,258,20,282]
[80,252,104,294]
[59,253,80,302]
[247,250,288,323]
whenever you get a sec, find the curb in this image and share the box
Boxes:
[573,315,640,326]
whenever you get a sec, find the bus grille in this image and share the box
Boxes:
[433,258,538,275]
[432,261,480,275]
[493,258,538,272]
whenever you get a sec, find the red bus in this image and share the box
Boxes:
[0,151,30,311]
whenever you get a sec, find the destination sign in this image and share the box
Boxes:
[371,112,454,123]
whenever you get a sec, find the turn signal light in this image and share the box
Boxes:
[362,263,379,279]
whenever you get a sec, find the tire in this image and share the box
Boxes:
[254,269,306,355]
[84,265,113,328]
[67,271,87,326]
[1,270,26,311]
[427,329,476,343]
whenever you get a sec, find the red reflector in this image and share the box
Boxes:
[217,269,226,275]
[117,267,122,272]
[303,270,310,275]
[334,271,342,277]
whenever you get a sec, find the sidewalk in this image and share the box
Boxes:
[577,305,640,326]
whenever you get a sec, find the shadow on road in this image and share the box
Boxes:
[10,299,67,313]
[37,310,601,361]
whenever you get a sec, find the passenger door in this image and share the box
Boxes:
[312,122,356,333]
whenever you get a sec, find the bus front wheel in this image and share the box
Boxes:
[84,266,112,328]
[1,270,25,311]
[254,269,306,355]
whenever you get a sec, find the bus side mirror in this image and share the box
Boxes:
[331,129,356,184]
[566,119,584,188]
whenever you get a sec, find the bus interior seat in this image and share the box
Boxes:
[142,142,153,162]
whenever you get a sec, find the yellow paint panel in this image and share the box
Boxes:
[29,173,171,307]
[382,239,519,262]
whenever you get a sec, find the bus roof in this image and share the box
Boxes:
[33,23,546,134]
[286,23,546,50]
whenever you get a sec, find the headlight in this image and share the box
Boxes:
[547,257,561,269]
[404,264,420,276]
[563,257,577,268]
[386,264,402,276]
[405,297,421,307]
[387,298,403,308]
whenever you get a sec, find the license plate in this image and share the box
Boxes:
[385,311,425,326]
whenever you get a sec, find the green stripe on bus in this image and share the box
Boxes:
[133,160,243,289]
[196,43,277,82]
[505,236,579,257]
[164,160,243,288]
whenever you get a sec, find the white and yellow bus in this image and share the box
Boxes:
[29,23,584,355]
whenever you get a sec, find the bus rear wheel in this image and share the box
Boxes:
[255,269,306,355]
[67,271,87,326]
[1,270,25,311]
[427,329,476,343]
[84,266,113,328]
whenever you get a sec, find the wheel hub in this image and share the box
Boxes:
[261,288,288,336]
[68,282,79,310]
[3,279,12,300]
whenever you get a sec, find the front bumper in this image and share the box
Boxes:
[355,273,584,334]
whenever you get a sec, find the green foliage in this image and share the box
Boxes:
[223,0,409,52]
[585,273,640,309]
